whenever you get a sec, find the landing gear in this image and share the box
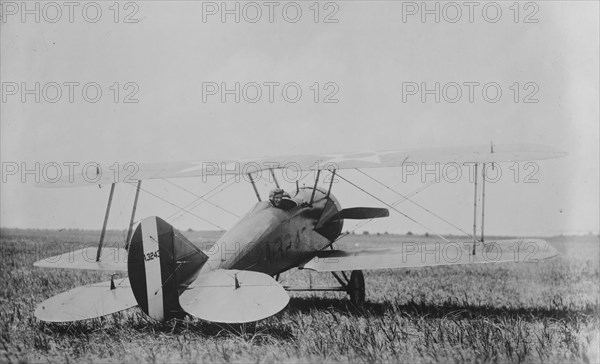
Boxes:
[347,270,365,306]
[288,270,366,307]
[331,270,366,306]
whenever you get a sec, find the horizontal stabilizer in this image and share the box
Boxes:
[337,207,389,220]
[33,247,128,271]
[179,269,289,323]
[35,278,137,322]
[301,239,558,272]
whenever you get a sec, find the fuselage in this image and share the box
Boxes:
[199,187,343,276]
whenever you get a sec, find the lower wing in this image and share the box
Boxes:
[300,239,558,272]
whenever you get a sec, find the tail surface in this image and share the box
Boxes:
[128,216,208,321]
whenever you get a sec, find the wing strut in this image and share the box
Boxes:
[269,168,280,188]
[472,163,478,255]
[248,173,261,202]
[480,142,494,244]
[326,170,336,198]
[96,183,116,262]
[481,163,486,243]
[309,170,321,206]
[125,180,142,250]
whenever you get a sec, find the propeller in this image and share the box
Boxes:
[315,204,389,240]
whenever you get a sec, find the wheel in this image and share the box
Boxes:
[347,270,365,306]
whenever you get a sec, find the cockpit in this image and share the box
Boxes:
[277,197,297,210]
[269,188,298,211]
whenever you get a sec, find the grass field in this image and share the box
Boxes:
[1,228,598,363]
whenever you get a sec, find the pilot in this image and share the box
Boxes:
[269,188,289,208]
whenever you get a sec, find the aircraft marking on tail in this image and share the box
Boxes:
[141,217,164,321]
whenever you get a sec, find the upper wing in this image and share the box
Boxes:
[39,144,567,188]
[300,239,558,272]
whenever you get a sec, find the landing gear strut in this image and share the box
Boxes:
[286,270,366,306]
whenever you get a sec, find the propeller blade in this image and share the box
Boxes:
[337,207,389,220]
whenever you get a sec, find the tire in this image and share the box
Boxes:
[348,270,365,306]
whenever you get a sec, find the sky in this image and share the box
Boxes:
[1,1,598,237]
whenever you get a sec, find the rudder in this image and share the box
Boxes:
[128,216,208,321]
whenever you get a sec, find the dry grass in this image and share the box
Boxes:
[1,229,598,363]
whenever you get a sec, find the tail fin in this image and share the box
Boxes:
[128,216,208,321]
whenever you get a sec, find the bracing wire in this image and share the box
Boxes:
[355,168,473,238]
[124,181,226,230]
[334,179,437,243]
[169,177,238,224]
[335,172,450,243]
[338,180,437,238]
[162,178,240,218]
[165,175,237,222]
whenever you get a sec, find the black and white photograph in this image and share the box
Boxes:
[1,1,598,362]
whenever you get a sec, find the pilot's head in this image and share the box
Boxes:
[269,188,285,207]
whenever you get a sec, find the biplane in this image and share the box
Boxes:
[33,144,566,324]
